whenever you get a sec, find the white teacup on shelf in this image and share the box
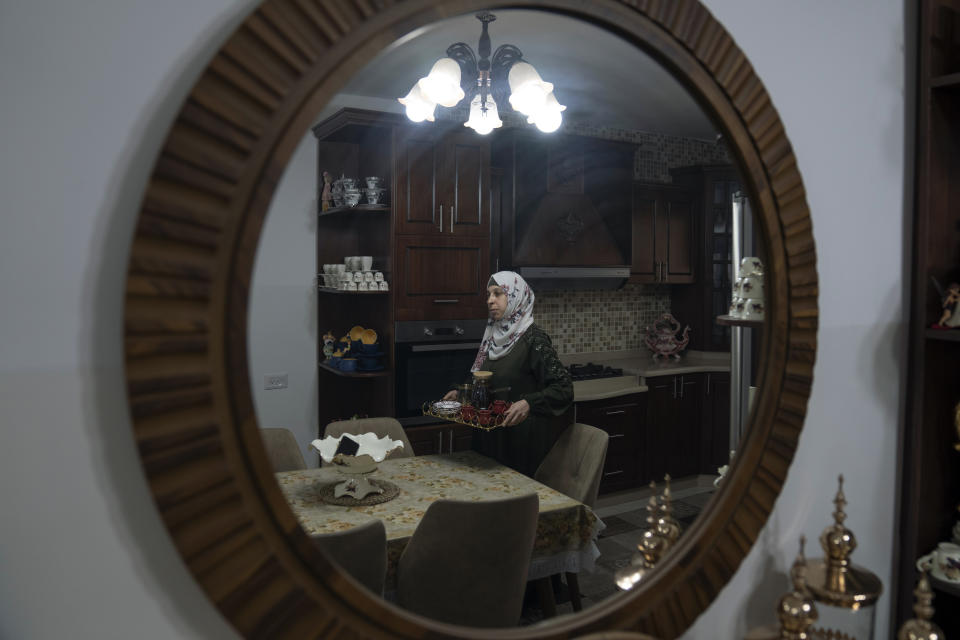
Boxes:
[357,281,369,291]
[363,271,374,282]
[739,275,764,299]
[378,281,389,291]
[936,542,960,581]
[361,256,373,271]
[334,264,346,275]
[739,256,764,278]
[374,271,384,282]
[741,299,765,320]
[346,281,358,291]
[728,297,742,317]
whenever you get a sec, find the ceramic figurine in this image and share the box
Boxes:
[322,331,335,359]
[933,281,960,329]
[643,313,691,361]
[321,171,333,212]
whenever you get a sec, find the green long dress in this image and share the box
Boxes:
[472,324,574,477]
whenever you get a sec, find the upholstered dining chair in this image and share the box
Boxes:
[396,493,539,628]
[313,519,388,597]
[323,417,414,460]
[260,427,307,472]
[533,422,609,613]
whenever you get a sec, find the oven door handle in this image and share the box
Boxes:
[410,343,481,352]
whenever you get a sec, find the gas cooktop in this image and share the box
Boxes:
[566,363,625,381]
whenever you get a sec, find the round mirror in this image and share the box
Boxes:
[247,8,766,627]
[124,1,816,637]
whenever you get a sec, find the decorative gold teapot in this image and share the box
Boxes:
[643,313,690,361]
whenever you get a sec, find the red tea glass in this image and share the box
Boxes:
[491,399,507,415]
[477,409,492,426]
[461,405,477,421]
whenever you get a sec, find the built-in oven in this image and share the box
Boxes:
[394,319,488,426]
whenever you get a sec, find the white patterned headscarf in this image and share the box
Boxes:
[471,271,535,371]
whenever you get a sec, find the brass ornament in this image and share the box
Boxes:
[777,536,818,640]
[656,474,681,546]
[805,475,883,610]
[615,481,672,591]
[896,570,945,640]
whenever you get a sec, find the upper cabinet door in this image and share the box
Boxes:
[661,190,695,283]
[395,128,491,238]
[631,183,695,284]
[394,128,439,236]
[438,132,490,237]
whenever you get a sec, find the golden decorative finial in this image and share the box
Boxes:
[777,536,818,639]
[897,570,944,640]
[615,481,670,591]
[806,475,883,610]
[657,474,681,545]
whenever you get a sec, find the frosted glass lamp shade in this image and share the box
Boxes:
[417,58,465,108]
[464,93,503,135]
[507,61,554,116]
[398,82,436,122]
[529,91,566,133]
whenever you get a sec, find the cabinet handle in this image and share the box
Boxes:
[603,470,625,477]
[680,375,685,399]
[664,260,669,280]
[450,205,455,233]
[609,433,626,439]
[659,261,663,282]
[605,410,627,416]
[439,204,444,233]
[438,431,443,451]
[433,299,459,304]
[448,429,454,454]
[672,376,677,399]
[707,373,711,395]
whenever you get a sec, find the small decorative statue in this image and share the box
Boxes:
[932,280,960,329]
[643,313,691,361]
[322,331,336,359]
[320,171,333,212]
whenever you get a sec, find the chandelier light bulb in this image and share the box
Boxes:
[398,82,436,123]
[464,93,503,135]
[507,61,554,117]
[529,91,565,133]
[417,58,464,108]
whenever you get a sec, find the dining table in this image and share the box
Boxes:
[275,450,605,593]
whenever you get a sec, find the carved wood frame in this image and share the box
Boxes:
[123,1,818,637]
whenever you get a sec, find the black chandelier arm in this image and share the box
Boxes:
[445,42,479,99]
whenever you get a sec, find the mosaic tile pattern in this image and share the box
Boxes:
[533,284,671,355]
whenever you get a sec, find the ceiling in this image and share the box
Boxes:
[337,9,719,140]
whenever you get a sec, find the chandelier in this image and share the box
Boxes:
[397,12,566,135]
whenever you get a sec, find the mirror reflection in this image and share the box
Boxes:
[247,8,764,627]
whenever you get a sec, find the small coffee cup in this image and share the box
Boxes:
[353,271,364,282]
[374,271,384,282]
[361,256,373,271]
[738,256,764,278]
[739,275,764,300]
[357,281,369,291]
[936,542,960,580]
[346,281,358,291]
[378,281,389,291]
[741,299,765,320]
[363,271,374,282]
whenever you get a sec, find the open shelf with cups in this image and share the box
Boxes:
[313,109,401,433]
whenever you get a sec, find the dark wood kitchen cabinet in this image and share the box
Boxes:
[576,394,646,494]
[645,374,703,481]
[492,130,634,268]
[700,372,730,474]
[394,128,490,238]
[670,165,742,351]
[630,182,696,284]
[405,422,474,456]
[394,127,492,321]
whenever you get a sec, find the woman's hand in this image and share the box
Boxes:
[442,389,458,401]
[501,399,530,426]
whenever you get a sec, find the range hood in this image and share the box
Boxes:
[518,266,630,291]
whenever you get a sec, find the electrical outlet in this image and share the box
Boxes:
[264,373,288,390]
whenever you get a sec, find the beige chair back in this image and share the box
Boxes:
[397,494,539,628]
[323,417,413,459]
[534,423,609,509]
[314,519,387,597]
[260,427,306,472]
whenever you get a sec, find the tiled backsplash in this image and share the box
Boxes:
[534,284,671,355]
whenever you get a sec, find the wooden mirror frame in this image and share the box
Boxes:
[123,0,817,637]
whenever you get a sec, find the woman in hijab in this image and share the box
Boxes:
[444,271,573,477]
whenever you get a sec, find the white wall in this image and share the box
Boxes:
[1,2,904,639]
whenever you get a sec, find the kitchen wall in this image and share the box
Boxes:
[1,1,906,639]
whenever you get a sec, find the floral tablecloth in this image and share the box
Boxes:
[276,450,604,585]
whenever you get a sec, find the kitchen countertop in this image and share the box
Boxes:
[567,350,731,402]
